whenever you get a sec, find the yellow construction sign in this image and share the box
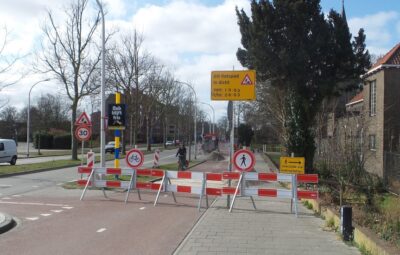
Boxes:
[211,70,256,100]
[279,157,305,174]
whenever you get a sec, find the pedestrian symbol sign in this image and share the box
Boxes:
[241,74,253,85]
[233,149,255,172]
[75,112,92,126]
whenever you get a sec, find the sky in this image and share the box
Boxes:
[1,0,400,121]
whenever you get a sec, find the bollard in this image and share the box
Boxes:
[340,205,354,241]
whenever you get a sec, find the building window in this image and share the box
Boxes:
[370,80,376,116]
[369,135,376,150]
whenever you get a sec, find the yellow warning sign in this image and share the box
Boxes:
[211,70,256,100]
[279,157,305,174]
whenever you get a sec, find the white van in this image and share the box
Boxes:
[0,139,17,165]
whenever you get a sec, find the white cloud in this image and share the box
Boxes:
[349,11,399,54]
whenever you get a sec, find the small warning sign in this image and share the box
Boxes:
[75,112,92,126]
[241,74,253,85]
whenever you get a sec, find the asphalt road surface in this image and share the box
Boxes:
[0,148,213,255]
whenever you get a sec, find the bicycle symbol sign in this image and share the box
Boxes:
[125,149,144,168]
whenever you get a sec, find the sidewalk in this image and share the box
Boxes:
[173,152,360,255]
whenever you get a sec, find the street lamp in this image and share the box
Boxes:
[176,81,197,160]
[200,102,215,133]
[27,79,50,158]
[96,0,106,167]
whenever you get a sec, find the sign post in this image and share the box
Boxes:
[211,69,256,208]
[229,149,256,212]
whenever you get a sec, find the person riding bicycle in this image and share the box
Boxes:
[176,144,187,170]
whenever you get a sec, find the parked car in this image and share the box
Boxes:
[0,139,17,165]
[105,141,121,153]
[165,140,174,146]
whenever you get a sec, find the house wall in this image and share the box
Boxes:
[363,71,385,177]
[383,68,400,152]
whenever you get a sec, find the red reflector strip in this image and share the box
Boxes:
[78,167,92,174]
[222,187,237,195]
[151,170,164,177]
[106,168,122,175]
[77,180,90,186]
[258,173,277,181]
[297,174,319,183]
[206,173,222,181]
[297,190,318,199]
[136,182,152,189]
[106,181,120,187]
[177,171,192,179]
[222,172,240,180]
[151,183,161,190]
[206,188,222,196]
[258,189,277,197]
[177,185,191,193]
[137,169,152,176]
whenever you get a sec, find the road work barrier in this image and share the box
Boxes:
[76,167,318,215]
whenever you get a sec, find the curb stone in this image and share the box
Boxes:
[0,212,16,234]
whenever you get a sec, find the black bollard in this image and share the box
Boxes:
[340,205,354,241]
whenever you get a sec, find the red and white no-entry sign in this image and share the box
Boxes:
[75,126,91,141]
[125,149,144,168]
[233,149,255,172]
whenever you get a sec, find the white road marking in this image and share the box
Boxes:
[40,213,51,217]
[51,210,63,213]
[139,207,146,210]
[25,217,39,221]
[163,194,168,197]
[2,197,11,200]
[97,228,107,233]
[62,206,74,210]
[0,184,12,188]
[12,195,21,197]
[32,186,39,188]
[0,201,69,207]
[56,183,64,186]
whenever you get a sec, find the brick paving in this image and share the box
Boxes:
[173,152,360,255]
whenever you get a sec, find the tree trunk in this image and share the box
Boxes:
[71,103,78,160]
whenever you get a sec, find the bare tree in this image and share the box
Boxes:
[0,26,24,108]
[107,30,154,148]
[37,0,104,159]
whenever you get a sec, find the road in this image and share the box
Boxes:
[0,148,211,255]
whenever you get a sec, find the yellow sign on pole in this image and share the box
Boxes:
[211,70,256,100]
[279,157,305,174]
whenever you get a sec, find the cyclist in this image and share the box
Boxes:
[176,144,187,170]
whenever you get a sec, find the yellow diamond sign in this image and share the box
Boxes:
[211,70,256,101]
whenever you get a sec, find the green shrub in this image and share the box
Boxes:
[34,132,53,149]
[53,134,71,149]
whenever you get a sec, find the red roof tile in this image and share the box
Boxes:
[371,43,400,69]
[346,92,364,105]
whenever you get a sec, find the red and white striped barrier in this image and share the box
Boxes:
[153,149,160,168]
[87,151,95,168]
[76,166,319,215]
[78,167,136,203]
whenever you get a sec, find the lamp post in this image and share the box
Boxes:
[200,102,215,133]
[176,81,197,160]
[96,0,106,167]
[27,79,50,158]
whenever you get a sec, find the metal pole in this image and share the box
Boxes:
[96,0,106,167]
[27,79,49,158]
[200,102,215,133]
[176,81,197,160]
[228,101,235,207]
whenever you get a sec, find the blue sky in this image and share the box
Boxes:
[1,0,400,119]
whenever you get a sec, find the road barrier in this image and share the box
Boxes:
[152,149,160,168]
[76,167,318,215]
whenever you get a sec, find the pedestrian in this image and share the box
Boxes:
[176,144,187,170]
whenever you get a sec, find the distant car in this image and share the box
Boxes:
[0,139,17,165]
[165,141,174,146]
[105,141,121,153]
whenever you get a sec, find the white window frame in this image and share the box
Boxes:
[369,135,376,151]
[370,80,376,116]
